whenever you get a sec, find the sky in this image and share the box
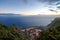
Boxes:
[0,0,60,16]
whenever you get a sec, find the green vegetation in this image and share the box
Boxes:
[0,24,28,40]
[40,18,60,40]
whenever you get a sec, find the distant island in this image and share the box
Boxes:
[0,13,21,15]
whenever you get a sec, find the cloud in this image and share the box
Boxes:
[49,9,57,13]
[37,0,60,10]
[55,1,60,9]
[57,6,60,9]
[38,0,59,4]
[41,0,60,12]
[56,2,60,5]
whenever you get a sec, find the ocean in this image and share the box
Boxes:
[0,14,59,28]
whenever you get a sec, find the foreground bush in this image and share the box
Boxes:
[40,26,60,40]
[0,24,28,40]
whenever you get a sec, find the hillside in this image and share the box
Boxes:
[47,18,60,28]
[40,18,60,40]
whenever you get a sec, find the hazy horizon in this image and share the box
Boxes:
[0,14,60,28]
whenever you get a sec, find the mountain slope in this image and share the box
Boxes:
[47,18,60,28]
[40,18,60,40]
